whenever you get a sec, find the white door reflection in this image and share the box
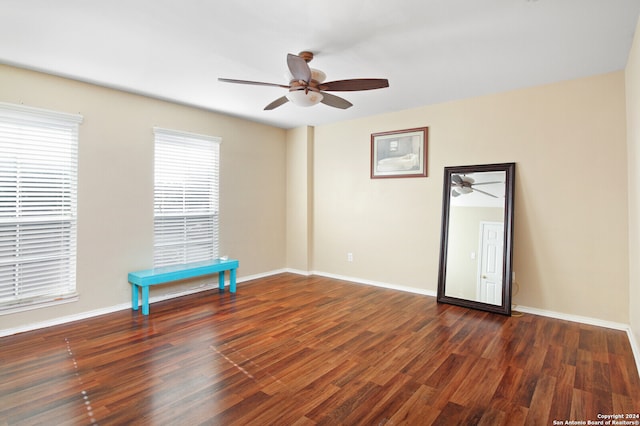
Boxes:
[444,171,506,305]
[478,221,504,305]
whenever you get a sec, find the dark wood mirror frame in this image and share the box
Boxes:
[437,162,516,316]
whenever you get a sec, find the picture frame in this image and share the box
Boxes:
[370,127,428,178]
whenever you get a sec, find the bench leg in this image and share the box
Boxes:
[142,286,150,315]
[230,268,237,293]
[218,270,225,291]
[132,284,139,311]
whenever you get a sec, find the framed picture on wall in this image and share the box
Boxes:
[370,127,428,178]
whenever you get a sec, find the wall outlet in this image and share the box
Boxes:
[347,252,353,262]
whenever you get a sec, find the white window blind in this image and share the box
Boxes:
[0,102,82,309]
[153,127,220,268]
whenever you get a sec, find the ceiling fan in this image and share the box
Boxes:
[451,174,502,198]
[218,51,389,110]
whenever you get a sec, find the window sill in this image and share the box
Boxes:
[0,293,79,316]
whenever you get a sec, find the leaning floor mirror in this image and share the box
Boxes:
[437,162,515,315]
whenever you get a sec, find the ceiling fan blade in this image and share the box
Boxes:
[287,53,311,82]
[472,188,499,198]
[264,96,289,110]
[219,78,290,89]
[320,92,353,109]
[319,78,389,92]
[471,181,503,186]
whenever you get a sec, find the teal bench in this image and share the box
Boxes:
[128,258,239,315]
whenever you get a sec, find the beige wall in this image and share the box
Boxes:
[627,17,640,347]
[285,126,313,271]
[0,60,633,331]
[0,64,286,331]
[312,72,629,323]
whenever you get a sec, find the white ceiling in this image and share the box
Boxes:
[1,0,639,129]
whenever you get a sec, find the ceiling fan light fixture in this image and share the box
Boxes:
[286,89,324,107]
[310,68,326,83]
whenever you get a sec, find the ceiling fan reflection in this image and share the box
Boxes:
[451,174,502,198]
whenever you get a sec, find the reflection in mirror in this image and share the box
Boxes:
[437,163,515,316]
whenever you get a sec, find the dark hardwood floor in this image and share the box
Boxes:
[1,273,639,425]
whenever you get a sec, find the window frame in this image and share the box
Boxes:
[0,102,82,314]
[153,127,221,268]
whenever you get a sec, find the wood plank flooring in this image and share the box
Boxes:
[1,273,639,425]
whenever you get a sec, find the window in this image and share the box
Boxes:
[0,102,82,312]
[153,127,220,268]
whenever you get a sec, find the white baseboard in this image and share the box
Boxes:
[513,305,630,331]
[0,303,130,338]
[309,270,437,298]
[237,268,289,282]
[2,269,639,377]
[0,270,285,338]
[283,268,312,276]
[514,305,640,376]
[296,270,640,375]
[628,330,640,378]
